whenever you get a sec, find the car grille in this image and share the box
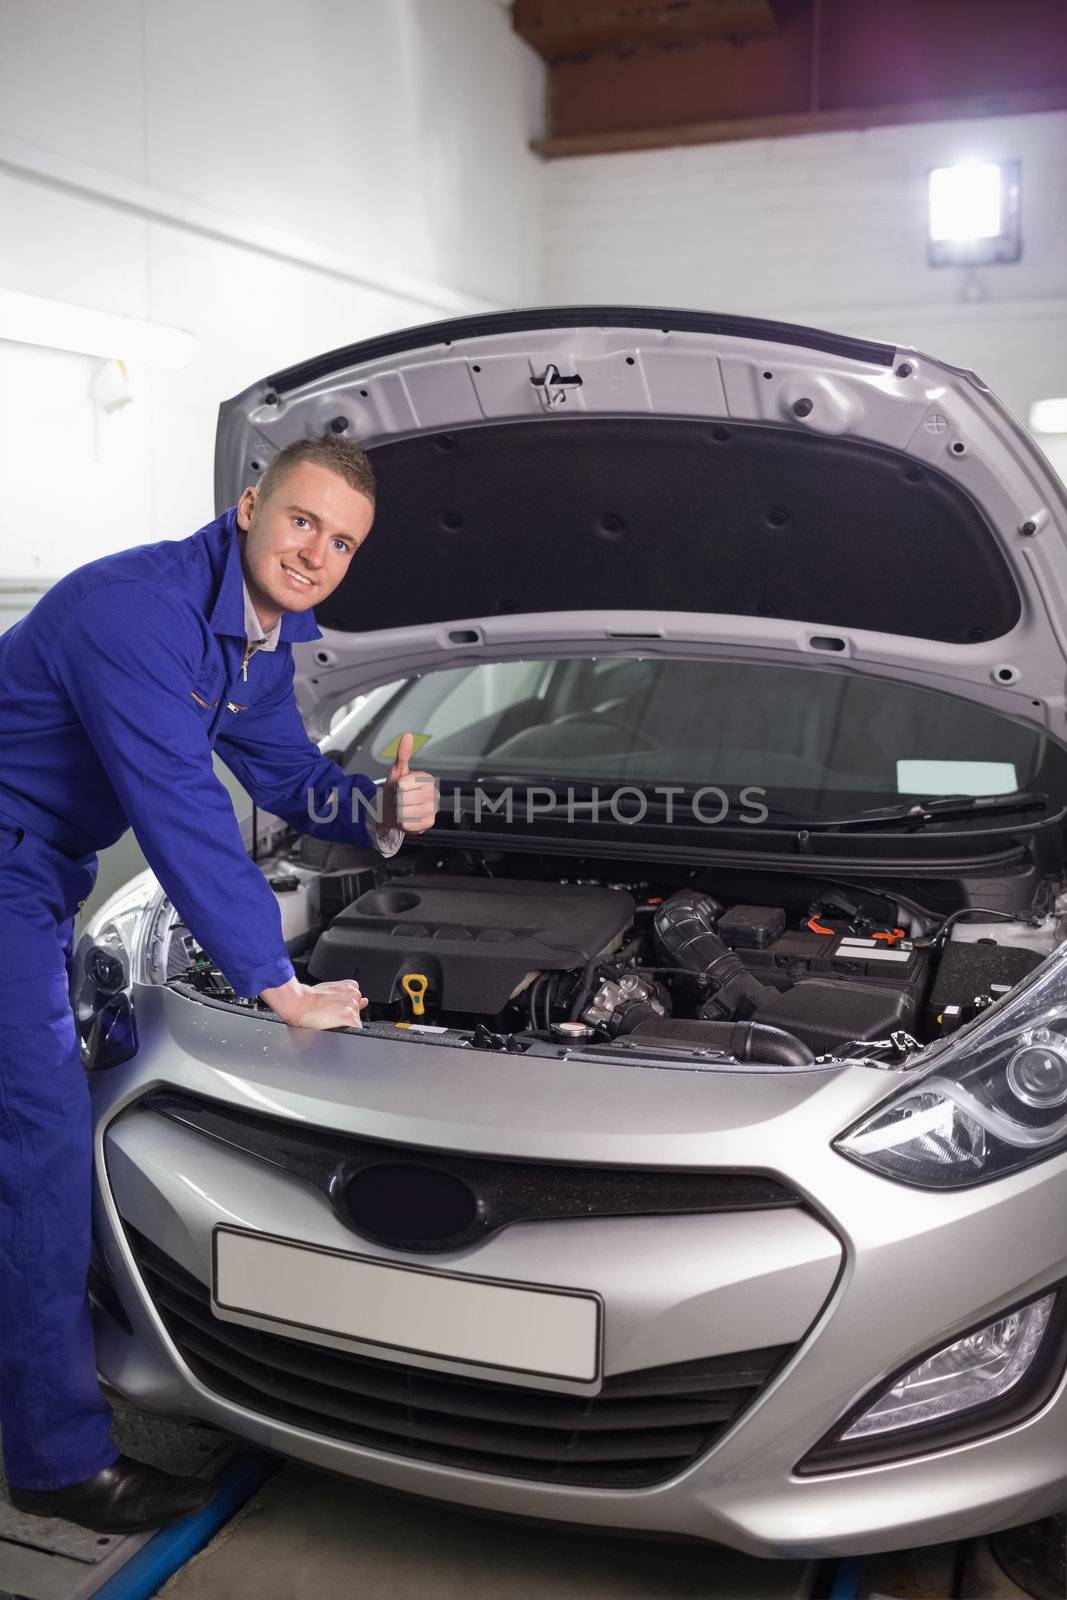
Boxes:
[124,1224,794,1489]
[136,1088,802,1255]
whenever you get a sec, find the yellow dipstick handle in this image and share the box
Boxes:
[401,972,429,1018]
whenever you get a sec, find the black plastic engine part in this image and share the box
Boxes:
[468,1024,530,1054]
[267,873,301,892]
[653,891,779,1021]
[753,978,916,1054]
[610,996,669,1036]
[308,875,635,1015]
[731,926,931,1006]
[287,839,381,925]
[717,904,788,949]
[923,939,1044,1035]
[629,1016,815,1066]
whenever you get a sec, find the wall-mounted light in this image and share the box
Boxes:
[1030,399,1067,435]
[927,160,1021,267]
[0,287,196,368]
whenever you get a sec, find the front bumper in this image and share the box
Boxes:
[90,985,1067,1558]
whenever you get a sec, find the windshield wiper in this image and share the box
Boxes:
[788,791,1051,831]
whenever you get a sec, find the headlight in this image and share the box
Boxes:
[73,872,177,1069]
[800,1288,1065,1473]
[837,950,1067,1187]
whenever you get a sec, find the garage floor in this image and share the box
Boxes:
[153,1465,1038,1600]
[157,1463,814,1599]
[0,1410,1038,1600]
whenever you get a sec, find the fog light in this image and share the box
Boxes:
[800,1288,1066,1473]
[82,992,139,1071]
[843,1293,1054,1440]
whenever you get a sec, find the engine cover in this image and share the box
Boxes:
[307,875,635,1015]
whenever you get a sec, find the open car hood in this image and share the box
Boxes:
[215,308,1067,741]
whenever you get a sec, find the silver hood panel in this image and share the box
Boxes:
[215,308,1067,742]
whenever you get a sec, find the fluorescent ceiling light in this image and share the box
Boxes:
[0,287,196,368]
[1030,398,1067,435]
[927,160,1021,267]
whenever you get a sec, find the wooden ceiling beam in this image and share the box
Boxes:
[519,0,1067,157]
[533,83,1067,158]
[513,0,779,61]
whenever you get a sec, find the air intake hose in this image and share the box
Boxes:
[653,890,780,1022]
[628,1016,814,1067]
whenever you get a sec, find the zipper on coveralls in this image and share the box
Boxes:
[226,639,258,713]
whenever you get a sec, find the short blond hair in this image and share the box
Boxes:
[257,434,376,507]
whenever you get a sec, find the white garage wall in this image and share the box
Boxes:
[0,0,544,921]
[0,0,545,579]
[543,109,1067,484]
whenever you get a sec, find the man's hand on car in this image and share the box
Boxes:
[261,976,369,1030]
[259,732,436,1028]
[381,731,437,834]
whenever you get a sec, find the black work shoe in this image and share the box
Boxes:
[8,1453,215,1534]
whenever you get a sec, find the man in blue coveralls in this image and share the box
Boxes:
[0,434,436,1533]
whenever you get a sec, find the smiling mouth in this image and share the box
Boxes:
[281,564,315,589]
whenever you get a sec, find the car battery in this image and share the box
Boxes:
[724,924,931,1011]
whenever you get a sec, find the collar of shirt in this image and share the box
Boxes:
[241,573,282,653]
[206,505,323,647]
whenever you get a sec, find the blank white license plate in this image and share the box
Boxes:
[212,1226,601,1382]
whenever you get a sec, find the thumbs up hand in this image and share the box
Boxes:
[382,732,437,834]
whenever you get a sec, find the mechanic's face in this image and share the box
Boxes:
[237,461,374,627]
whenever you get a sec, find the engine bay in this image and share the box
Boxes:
[168,832,1064,1066]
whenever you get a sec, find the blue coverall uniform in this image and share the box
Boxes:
[0,506,383,1489]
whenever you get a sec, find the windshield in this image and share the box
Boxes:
[338,658,1066,821]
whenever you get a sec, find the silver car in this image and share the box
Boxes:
[81,309,1067,1558]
